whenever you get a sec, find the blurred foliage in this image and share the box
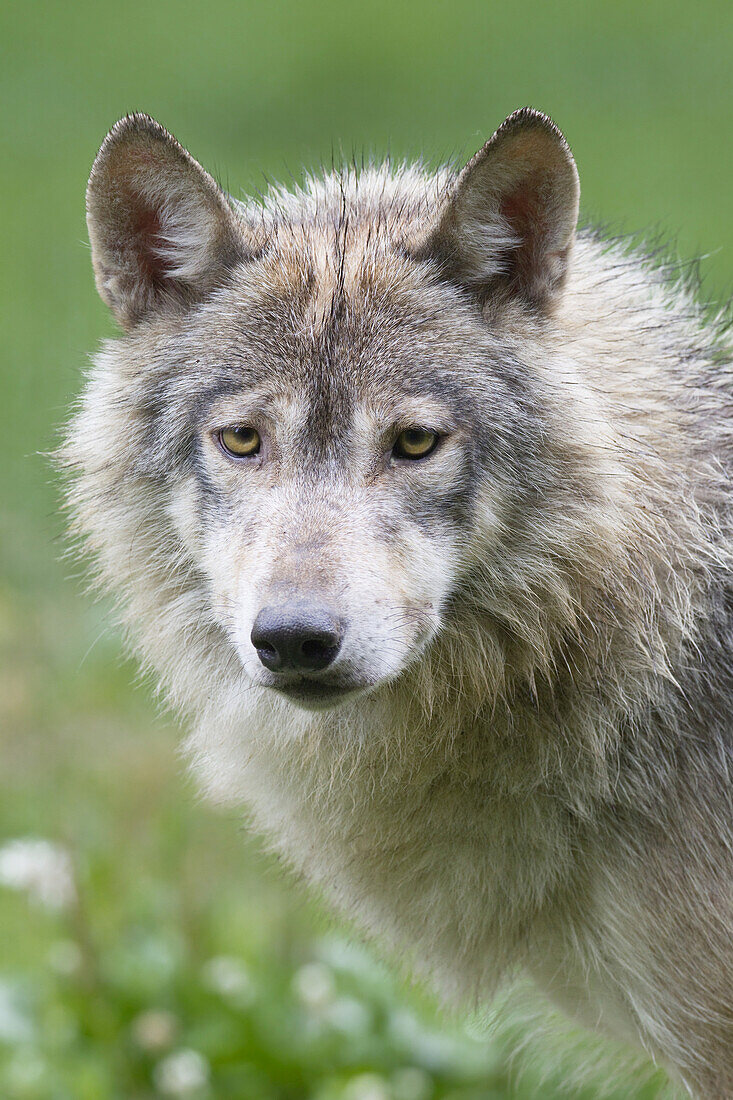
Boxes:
[1,0,731,1095]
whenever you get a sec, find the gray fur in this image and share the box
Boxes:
[62,110,733,1097]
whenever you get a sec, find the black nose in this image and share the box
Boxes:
[251,602,343,673]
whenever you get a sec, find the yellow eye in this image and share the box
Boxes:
[393,427,439,460]
[219,425,261,458]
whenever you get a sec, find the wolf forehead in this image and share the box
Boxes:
[127,218,529,456]
[189,225,481,395]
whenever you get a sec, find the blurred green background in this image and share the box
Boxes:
[1,1,731,1096]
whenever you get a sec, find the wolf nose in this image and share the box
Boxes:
[251,603,343,673]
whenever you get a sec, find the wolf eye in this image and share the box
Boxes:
[393,428,439,461]
[218,425,261,458]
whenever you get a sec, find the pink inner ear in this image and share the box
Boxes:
[499,172,549,288]
[500,172,547,241]
[130,200,169,291]
[110,141,178,291]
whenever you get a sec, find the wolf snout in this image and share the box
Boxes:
[251,602,343,673]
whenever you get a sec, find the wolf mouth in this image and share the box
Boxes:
[270,678,367,710]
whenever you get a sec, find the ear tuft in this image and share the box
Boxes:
[87,114,248,328]
[419,108,580,313]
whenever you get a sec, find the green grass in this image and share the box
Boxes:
[1,1,731,1095]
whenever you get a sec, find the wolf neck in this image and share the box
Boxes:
[187,588,680,998]
[189,674,591,999]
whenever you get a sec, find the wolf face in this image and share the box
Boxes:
[73,109,579,712]
[161,269,494,711]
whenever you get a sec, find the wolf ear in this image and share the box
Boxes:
[86,114,248,329]
[419,108,579,313]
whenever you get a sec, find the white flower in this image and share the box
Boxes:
[343,1073,391,1100]
[153,1048,210,1095]
[388,1009,497,1076]
[131,1009,178,1051]
[317,936,385,986]
[0,838,75,912]
[0,980,34,1043]
[387,1010,462,1071]
[47,939,83,977]
[391,1067,432,1100]
[322,995,372,1036]
[5,1049,46,1090]
[291,961,336,1011]
[201,956,254,1005]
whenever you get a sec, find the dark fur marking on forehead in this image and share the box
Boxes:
[187,378,264,423]
[301,357,355,461]
[297,220,358,459]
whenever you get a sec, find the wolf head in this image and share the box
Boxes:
[68,109,620,718]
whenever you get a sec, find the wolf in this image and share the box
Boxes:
[63,108,733,1096]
